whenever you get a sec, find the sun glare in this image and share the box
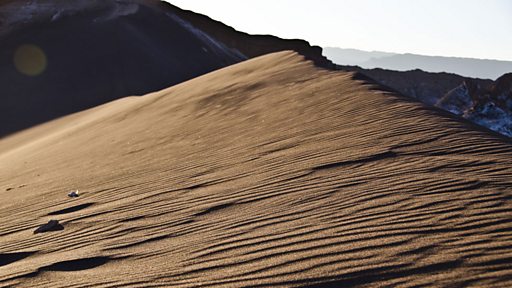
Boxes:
[13,44,48,76]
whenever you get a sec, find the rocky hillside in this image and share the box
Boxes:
[338,65,511,137]
[160,2,333,69]
[442,73,512,137]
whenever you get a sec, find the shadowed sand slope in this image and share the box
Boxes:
[0,0,331,138]
[0,0,245,137]
[0,52,511,287]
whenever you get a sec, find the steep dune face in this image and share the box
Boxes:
[0,0,332,138]
[0,0,245,138]
[1,52,511,287]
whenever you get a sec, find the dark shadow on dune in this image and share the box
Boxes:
[350,71,400,95]
[105,235,169,250]
[119,215,145,223]
[298,260,464,287]
[41,257,111,272]
[47,203,94,216]
[0,257,112,284]
[195,203,235,216]
[0,252,36,267]
[0,256,123,284]
[313,151,397,171]
[478,256,512,267]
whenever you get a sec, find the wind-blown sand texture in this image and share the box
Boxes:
[1,52,511,287]
[0,0,330,138]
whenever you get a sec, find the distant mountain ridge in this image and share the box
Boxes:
[330,47,512,137]
[325,47,512,80]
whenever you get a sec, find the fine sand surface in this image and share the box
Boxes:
[0,0,246,137]
[1,52,511,287]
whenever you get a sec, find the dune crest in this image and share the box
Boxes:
[0,52,511,287]
[0,0,332,138]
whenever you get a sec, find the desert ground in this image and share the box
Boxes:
[1,52,511,287]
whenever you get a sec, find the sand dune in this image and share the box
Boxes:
[1,52,511,287]
[0,0,331,138]
[0,0,245,137]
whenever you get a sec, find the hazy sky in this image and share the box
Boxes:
[169,0,512,61]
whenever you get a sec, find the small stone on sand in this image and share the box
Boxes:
[68,190,79,198]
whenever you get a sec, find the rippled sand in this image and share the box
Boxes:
[1,52,511,287]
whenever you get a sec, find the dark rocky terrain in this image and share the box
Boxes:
[338,65,512,137]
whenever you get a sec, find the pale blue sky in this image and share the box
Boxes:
[169,0,512,61]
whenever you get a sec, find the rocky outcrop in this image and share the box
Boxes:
[437,82,475,115]
[491,73,512,109]
[159,2,334,70]
[462,73,512,137]
[338,65,493,106]
[338,64,511,137]
[437,80,490,116]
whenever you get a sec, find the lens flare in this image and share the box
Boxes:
[13,44,48,76]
